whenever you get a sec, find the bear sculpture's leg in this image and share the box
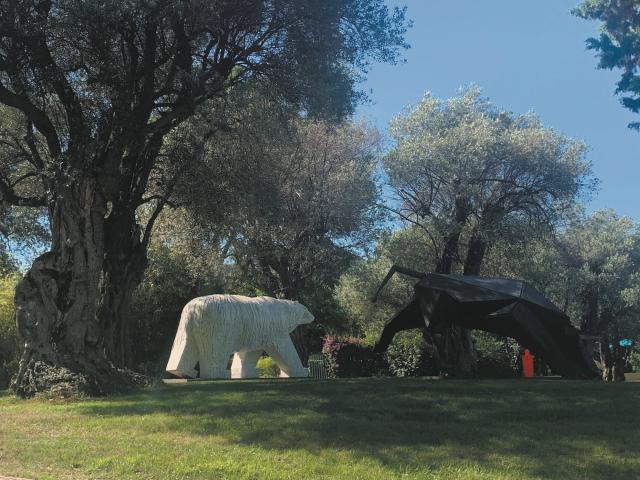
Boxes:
[166,332,199,378]
[230,350,263,379]
[197,340,234,379]
[266,337,308,378]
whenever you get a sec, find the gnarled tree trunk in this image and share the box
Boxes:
[99,205,149,368]
[436,231,488,378]
[432,325,477,377]
[430,201,479,378]
[463,232,487,277]
[600,339,626,382]
[12,178,141,397]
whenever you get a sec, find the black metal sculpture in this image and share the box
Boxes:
[372,266,599,379]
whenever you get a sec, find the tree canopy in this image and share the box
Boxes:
[384,88,593,275]
[574,0,640,128]
[560,210,640,380]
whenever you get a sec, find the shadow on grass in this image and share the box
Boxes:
[77,378,640,478]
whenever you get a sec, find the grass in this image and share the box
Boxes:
[0,378,639,480]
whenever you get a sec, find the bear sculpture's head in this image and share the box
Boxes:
[284,300,314,332]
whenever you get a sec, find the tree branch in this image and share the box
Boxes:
[378,202,440,257]
[0,177,46,207]
[0,83,61,157]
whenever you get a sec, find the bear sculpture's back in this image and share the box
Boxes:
[166,294,314,379]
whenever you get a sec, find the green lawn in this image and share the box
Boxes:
[0,378,638,480]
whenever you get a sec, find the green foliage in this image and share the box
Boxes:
[129,208,227,370]
[335,226,436,341]
[383,87,593,274]
[175,94,384,343]
[561,210,640,336]
[559,210,640,378]
[256,356,280,378]
[482,233,564,295]
[207,110,382,296]
[629,343,640,372]
[385,331,437,377]
[474,332,521,378]
[574,0,640,128]
[483,210,640,378]
[0,249,17,277]
[0,273,20,387]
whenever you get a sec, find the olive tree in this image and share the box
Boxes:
[382,88,593,376]
[559,210,640,381]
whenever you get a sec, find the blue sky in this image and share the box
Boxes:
[357,0,639,220]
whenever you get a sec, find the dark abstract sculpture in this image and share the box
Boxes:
[372,266,599,379]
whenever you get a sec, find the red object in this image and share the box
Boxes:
[522,349,535,378]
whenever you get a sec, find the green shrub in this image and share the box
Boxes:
[385,330,438,377]
[629,343,640,372]
[256,356,281,378]
[0,274,20,388]
[322,336,386,378]
[475,331,520,378]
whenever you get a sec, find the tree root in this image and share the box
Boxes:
[12,360,147,399]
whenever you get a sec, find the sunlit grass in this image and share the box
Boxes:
[0,378,638,479]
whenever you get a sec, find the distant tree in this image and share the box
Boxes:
[180,94,382,361]
[383,88,593,376]
[481,232,576,312]
[558,210,640,381]
[574,0,640,129]
[481,209,640,381]
[630,343,640,371]
[0,0,409,397]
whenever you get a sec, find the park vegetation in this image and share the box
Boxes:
[1,0,639,398]
[0,0,408,396]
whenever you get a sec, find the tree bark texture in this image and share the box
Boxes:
[99,206,149,368]
[430,200,479,378]
[12,176,147,397]
[599,340,626,382]
[463,231,487,276]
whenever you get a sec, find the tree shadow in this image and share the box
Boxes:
[76,378,640,478]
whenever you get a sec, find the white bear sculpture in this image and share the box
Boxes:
[166,294,314,379]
